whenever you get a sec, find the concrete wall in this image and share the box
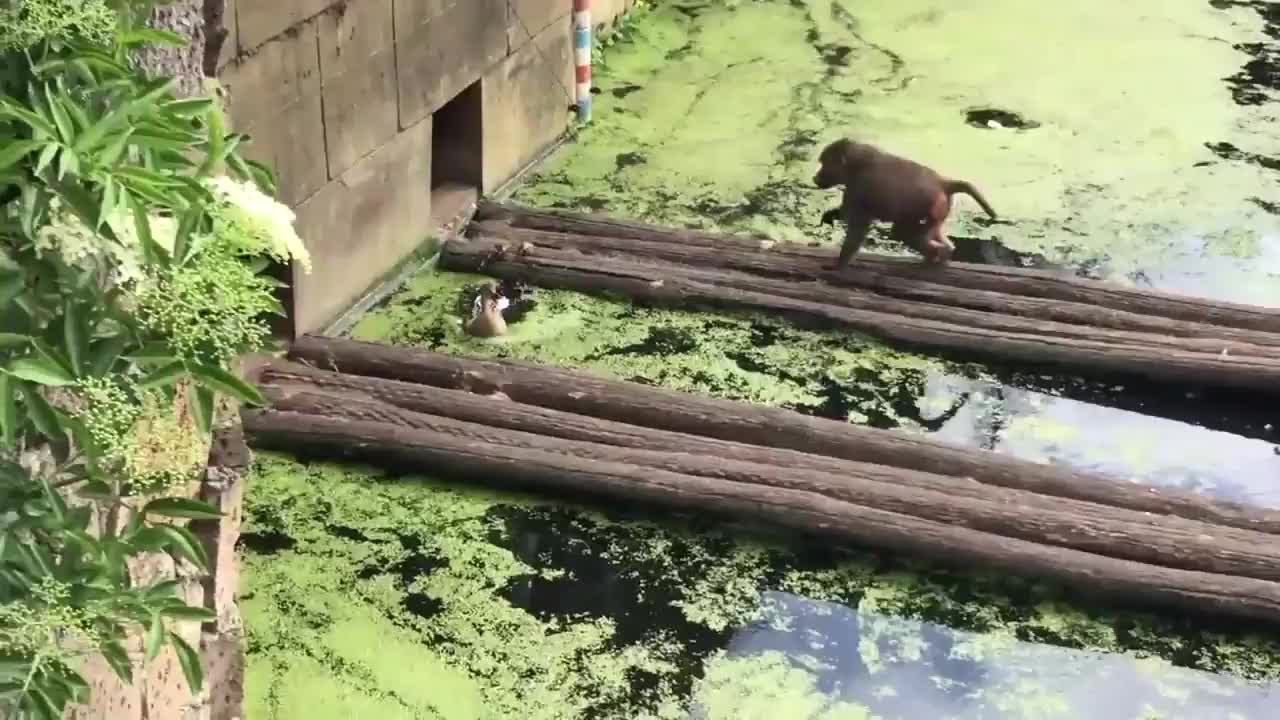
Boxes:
[214,0,635,335]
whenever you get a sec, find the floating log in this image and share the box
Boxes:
[243,406,1280,625]
[444,219,1280,393]
[287,335,1280,534]
[475,200,1280,334]
[255,369,1280,582]
[466,221,1280,349]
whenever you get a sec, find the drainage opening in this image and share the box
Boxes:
[431,80,483,228]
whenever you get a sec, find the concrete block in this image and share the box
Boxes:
[392,0,453,38]
[233,92,328,206]
[317,0,397,177]
[220,18,320,127]
[237,0,336,53]
[202,632,244,720]
[292,118,434,334]
[395,0,507,128]
[482,17,573,191]
[322,49,399,177]
[215,0,238,71]
[318,0,395,78]
[506,0,569,54]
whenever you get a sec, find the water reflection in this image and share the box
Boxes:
[918,372,1280,508]
[1129,232,1280,307]
[699,591,1279,720]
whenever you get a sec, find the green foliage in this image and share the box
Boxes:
[0,0,118,52]
[0,2,307,717]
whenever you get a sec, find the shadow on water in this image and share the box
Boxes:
[478,503,1280,718]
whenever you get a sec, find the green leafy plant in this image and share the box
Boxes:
[0,2,308,717]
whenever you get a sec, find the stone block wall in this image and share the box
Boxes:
[214,0,635,335]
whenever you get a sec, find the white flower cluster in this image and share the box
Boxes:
[30,174,312,293]
[32,199,173,288]
[205,175,312,273]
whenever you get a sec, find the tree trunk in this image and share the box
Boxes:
[440,237,1280,393]
[256,375,1280,582]
[286,336,1280,533]
[474,200,1280,334]
[241,407,1280,625]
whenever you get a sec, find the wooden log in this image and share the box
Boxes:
[475,200,1280,334]
[241,408,1280,625]
[468,222,1280,349]
[441,238,1280,392]
[463,228,1280,356]
[286,336,1280,533]
[256,378,1280,582]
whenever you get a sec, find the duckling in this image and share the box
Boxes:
[463,283,509,338]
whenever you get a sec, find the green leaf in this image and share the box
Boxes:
[114,164,186,188]
[161,97,214,117]
[19,383,66,452]
[190,384,213,435]
[161,604,216,622]
[31,340,76,381]
[6,356,75,386]
[145,579,180,598]
[59,411,100,462]
[56,146,80,180]
[0,139,43,171]
[0,375,16,446]
[133,77,178,107]
[244,157,278,195]
[34,142,58,176]
[137,360,186,389]
[44,86,74,144]
[123,341,175,364]
[96,175,117,228]
[0,99,59,138]
[0,332,30,347]
[26,684,60,720]
[146,524,210,571]
[186,363,266,407]
[143,497,222,521]
[97,128,134,166]
[88,334,129,376]
[120,28,190,49]
[168,631,205,693]
[99,641,133,683]
[118,174,174,208]
[171,205,204,263]
[0,276,22,310]
[39,477,67,521]
[63,299,87,376]
[145,612,165,660]
[126,193,167,267]
[76,480,114,500]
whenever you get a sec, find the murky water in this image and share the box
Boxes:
[244,0,1280,717]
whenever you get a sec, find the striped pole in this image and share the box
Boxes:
[573,0,592,123]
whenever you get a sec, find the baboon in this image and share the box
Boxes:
[814,138,998,269]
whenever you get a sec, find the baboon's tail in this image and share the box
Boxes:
[942,179,997,219]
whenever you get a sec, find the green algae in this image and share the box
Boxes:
[246,0,1280,717]
[515,0,1280,285]
[242,453,1280,719]
[349,268,946,429]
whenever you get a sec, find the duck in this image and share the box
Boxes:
[463,283,509,338]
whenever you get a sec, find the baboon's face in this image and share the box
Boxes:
[813,140,848,189]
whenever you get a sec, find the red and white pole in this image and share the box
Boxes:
[573,0,592,123]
